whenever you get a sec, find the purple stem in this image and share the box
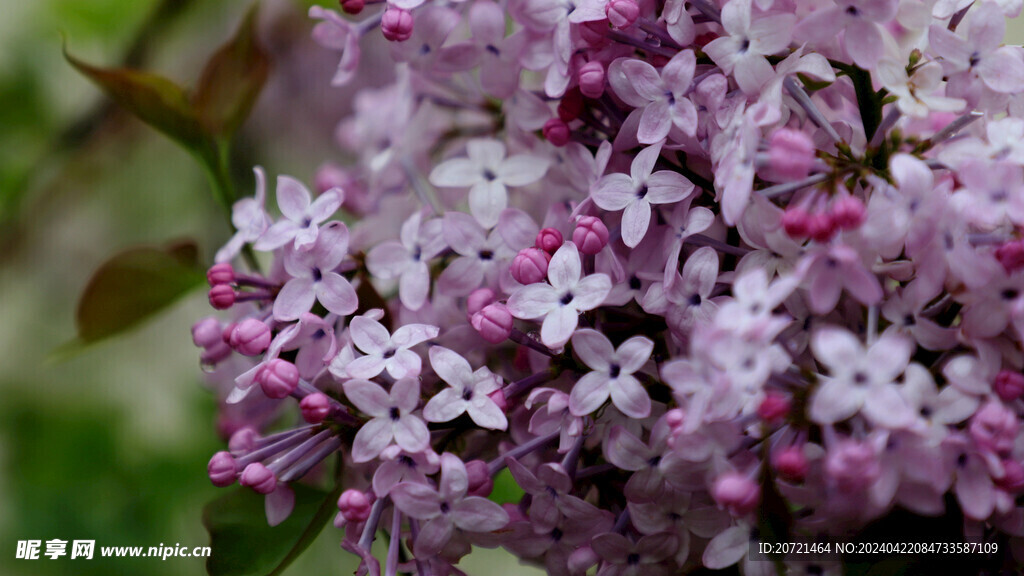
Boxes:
[278,436,343,482]
[504,369,558,399]
[487,430,560,476]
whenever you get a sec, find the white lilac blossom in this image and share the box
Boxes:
[185,0,1024,573]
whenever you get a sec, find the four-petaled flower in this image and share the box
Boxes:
[344,378,431,462]
[568,329,654,419]
[423,346,508,430]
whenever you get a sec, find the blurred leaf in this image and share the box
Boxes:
[192,3,270,138]
[489,468,525,505]
[73,240,205,345]
[63,42,212,155]
[204,484,339,576]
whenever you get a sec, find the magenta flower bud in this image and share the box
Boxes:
[259,359,300,399]
[337,489,373,523]
[573,216,609,255]
[970,401,1019,456]
[665,408,686,447]
[381,8,413,42]
[577,61,606,99]
[995,370,1024,402]
[773,446,808,483]
[578,19,610,46]
[209,284,235,310]
[781,207,811,239]
[488,388,508,413]
[606,0,639,29]
[239,462,277,494]
[340,0,365,15]
[471,304,514,344]
[826,440,880,492]
[467,288,497,318]
[996,240,1024,273]
[300,392,332,424]
[558,88,583,122]
[208,451,238,487]
[229,318,272,356]
[712,472,761,516]
[997,459,1024,492]
[207,262,235,286]
[535,228,563,254]
[511,247,551,285]
[229,426,259,452]
[192,317,223,349]
[543,118,571,147]
[465,460,494,497]
[756,392,790,422]
[503,503,528,523]
[807,212,837,243]
[768,128,815,182]
[200,344,232,367]
[830,196,866,230]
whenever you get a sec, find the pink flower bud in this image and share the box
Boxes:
[192,317,224,349]
[503,503,528,523]
[558,88,584,122]
[239,462,277,495]
[381,8,413,42]
[830,196,866,230]
[465,460,494,497]
[337,489,373,523]
[773,446,808,483]
[488,388,508,412]
[259,359,300,399]
[208,451,238,487]
[996,240,1024,273]
[471,304,514,343]
[535,228,564,254]
[712,472,761,516]
[578,19,610,46]
[995,370,1024,402]
[826,440,880,492]
[568,546,600,575]
[970,401,1019,456]
[467,288,497,317]
[229,426,259,452]
[543,118,571,147]
[781,208,811,239]
[997,459,1024,493]
[511,247,551,285]
[768,128,815,181]
[200,344,232,367]
[573,216,609,255]
[340,0,365,15]
[207,262,235,286]
[606,0,639,29]
[209,284,236,310]
[757,392,790,423]
[577,61,606,99]
[807,212,837,243]
[229,318,272,356]
[300,393,332,424]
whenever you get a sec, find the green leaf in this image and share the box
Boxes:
[489,468,525,505]
[203,484,340,576]
[192,3,270,138]
[63,41,211,153]
[74,240,205,344]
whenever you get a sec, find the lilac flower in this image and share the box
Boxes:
[507,242,612,348]
[342,315,438,380]
[365,212,446,311]
[437,211,518,296]
[343,378,430,462]
[273,222,358,321]
[592,532,678,576]
[796,0,896,68]
[423,347,507,430]
[255,175,343,252]
[429,139,549,228]
[929,2,1024,94]
[390,453,510,557]
[309,6,361,86]
[703,0,795,94]
[591,143,695,248]
[216,167,271,263]
[568,329,654,419]
[607,50,698,144]
[801,244,882,314]
[877,60,965,118]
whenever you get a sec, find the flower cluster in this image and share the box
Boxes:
[195,0,1024,573]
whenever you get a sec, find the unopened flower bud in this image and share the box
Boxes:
[229,318,272,356]
[207,262,235,286]
[606,0,639,29]
[536,228,563,254]
[773,446,808,483]
[488,388,508,412]
[826,440,880,492]
[503,503,528,523]
[239,462,277,494]
[757,392,790,422]
[807,212,837,243]
[543,118,571,147]
[573,216,609,255]
[381,8,413,42]
[208,451,238,487]
[471,304,514,343]
[578,61,606,99]
[340,0,365,15]
[301,393,332,423]
[314,163,347,193]
[229,426,259,452]
[970,401,1019,456]
[781,208,811,239]
[830,196,866,230]
[568,546,600,575]
[467,288,497,317]
[465,460,494,497]
[712,472,760,516]
[996,240,1024,273]
[511,247,551,285]
[209,284,236,310]
[768,128,815,181]
[997,460,1024,493]
[337,489,373,523]
[995,370,1024,402]
[578,19,610,46]
[558,88,584,122]
[259,359,300,399]
[192,317,223,349]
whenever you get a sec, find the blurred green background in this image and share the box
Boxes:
[1,1,1022,575]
